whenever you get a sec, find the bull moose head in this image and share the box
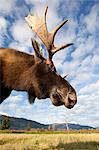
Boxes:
[0,6,77,109]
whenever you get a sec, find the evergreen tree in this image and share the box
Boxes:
[0,116,10,130]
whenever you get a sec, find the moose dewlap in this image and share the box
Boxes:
[0,6,77,109]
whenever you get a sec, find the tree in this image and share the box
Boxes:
[0,116,10,130]
[26,122,32,131]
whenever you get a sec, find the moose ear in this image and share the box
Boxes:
[31,38,45,60]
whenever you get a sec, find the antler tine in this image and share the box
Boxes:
[52,43,73,55]
[42,6,48,35]
[52,19,68,43]
[44,6,48,20]
[50,19,73,56]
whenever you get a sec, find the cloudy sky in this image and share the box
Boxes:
[0,0,99,127]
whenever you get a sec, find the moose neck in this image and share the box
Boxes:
[1,48,35,92]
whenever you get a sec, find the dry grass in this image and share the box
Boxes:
[0,133,99,150]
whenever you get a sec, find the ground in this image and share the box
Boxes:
[0,132,99,150]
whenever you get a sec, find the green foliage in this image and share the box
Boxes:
[0,116,10,130]
[0,129,99,134]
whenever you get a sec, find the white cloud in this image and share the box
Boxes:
[9,19,34,53]
[25,0,60,10]
[11,20,32,43]
[0,0,15,14]
[92,55,99,66]
[72,34,96,60]
[0,17,8,46]
[82,4,99,33]
[74,92,99,127]
[9,41,29,53]
[0,17,7,30]
[54,91,99,127]
[79,80,99,95]
[0,111,9,116]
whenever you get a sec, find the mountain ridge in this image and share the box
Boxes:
[0,115,95,130]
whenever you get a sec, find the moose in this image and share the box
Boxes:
[0,6,77,109]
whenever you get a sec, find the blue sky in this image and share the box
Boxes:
[0,0,99,127]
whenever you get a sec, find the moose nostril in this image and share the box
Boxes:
[52,93,62,101]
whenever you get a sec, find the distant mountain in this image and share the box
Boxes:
[0,115,48,130]
[96,127,99,129]
[49,123,95,130]
[0,115,95,130]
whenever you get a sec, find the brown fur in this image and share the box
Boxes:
[0,48,77,108]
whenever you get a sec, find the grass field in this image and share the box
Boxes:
[0,133,99,150]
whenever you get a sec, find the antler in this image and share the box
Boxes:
[25,6,73,63]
